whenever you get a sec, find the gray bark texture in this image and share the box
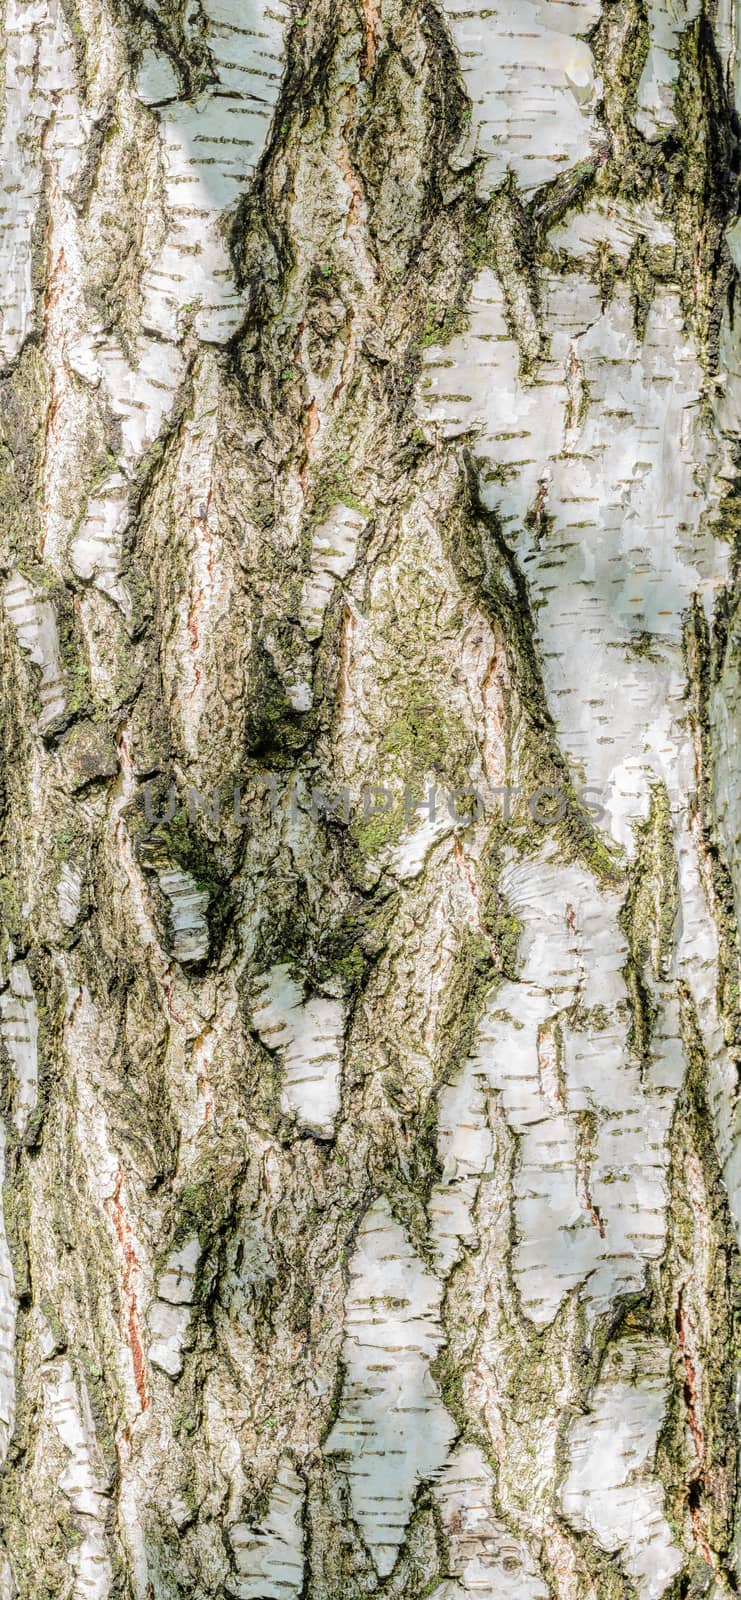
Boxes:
[0,0,740,1593]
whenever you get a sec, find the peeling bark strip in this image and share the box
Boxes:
[0,0,740,1589]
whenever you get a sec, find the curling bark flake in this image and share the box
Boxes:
[0,0,739,1592]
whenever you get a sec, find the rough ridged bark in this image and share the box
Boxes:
[0,0,740,1594]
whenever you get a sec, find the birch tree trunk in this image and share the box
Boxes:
[0,0,740,1592]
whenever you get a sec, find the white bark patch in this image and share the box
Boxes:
[0,0,42,363]
[69,338,185,617]
[156,866,210,964]
[148,1236,201,1378]
[87,337,186,466]
[0,0,83,366]
[388,804,456,881]
[711,599,741,935]
[635,0,701,138]
[284,675,313,711]
[299,502,365,641]
[0,961,39,1134]
[57,862,83,929]
[441,0,601,190]
[432,1444,549,1599]
[41,172,93,576]
[0,1549,16,1597]
[420,276,725,833]
[136,0,290,344]
[229,1459,305,1599]
[420,264,740,1229]
[252,964,343,1137]
[0,1130,15,1471]
[42,1343,113,1599]
[325,1197,456,1577]
[429,1053,490,1275]
[135,50,179,105]
[562,1334,683,1596]
[68,473,131,613]
[549,198,674,263]
[3,573,65,730]
[432,849,678,1322]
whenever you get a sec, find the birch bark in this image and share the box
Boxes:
[0,0,739,1594]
